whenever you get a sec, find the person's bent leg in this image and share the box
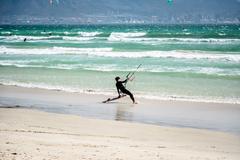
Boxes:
[123,90,135,103]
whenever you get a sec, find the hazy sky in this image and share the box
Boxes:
[0,0,240,24]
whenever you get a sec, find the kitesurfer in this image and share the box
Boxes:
[115,76,135,104]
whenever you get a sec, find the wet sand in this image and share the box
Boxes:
[0,85,240,133]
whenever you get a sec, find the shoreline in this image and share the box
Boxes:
[0,82,239,105]
[0,84,240,134]
[1,107,240,160]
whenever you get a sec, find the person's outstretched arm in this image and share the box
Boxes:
[119,78,128,83]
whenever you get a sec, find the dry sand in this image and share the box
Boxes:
[0,108,240,160]
[0,85,240,160]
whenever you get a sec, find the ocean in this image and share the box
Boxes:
[0,24,240,104]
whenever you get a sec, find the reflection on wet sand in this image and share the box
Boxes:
[115,104,134,121]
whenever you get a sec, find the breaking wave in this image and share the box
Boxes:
[62,36,95,41]
[108,32,146,41]
[77,31,102,37]
[0,46,113,55]
[1,60,239,77]
[1,34,239,45]
[0,46,239,62]
[108,36,240,44]
[0,35,61,41]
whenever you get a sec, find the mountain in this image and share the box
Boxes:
[0,0,240,24]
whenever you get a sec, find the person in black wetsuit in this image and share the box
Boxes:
[115,76,135,104]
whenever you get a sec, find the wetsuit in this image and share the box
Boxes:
[116,79,135,103]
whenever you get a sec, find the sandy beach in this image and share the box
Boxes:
[0,85,240,160]
[1,1,240,159]
[0,108,240,160]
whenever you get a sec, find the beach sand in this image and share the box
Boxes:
[1,108,240,160]
[0,85,240,160]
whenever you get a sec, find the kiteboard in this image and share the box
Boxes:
[102,95,126,103]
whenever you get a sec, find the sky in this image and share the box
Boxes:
[0,0,239,24]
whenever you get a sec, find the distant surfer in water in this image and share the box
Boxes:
[23,38,27,42]
[115,76,135,104]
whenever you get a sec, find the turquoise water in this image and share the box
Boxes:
[0,24,240,103]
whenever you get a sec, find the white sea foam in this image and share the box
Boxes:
[168,38,239,43]
[136,94,240,104]
[62,36,95,41]
[1,31,11,34]
[1,58,239,76]
[0,46,113,55]
[1,35,239,44]
[108,32,146,41]
[40,31,52,35]
[0,36,104,43]
[0,80,113,96]
[218,33,226,36]
[77,31,102,37]
[0,35,98,42]
[1,35,61,41]
[0,46,239,62]
[111,32,146,37]
[0,59,49,68]
[52,46,113,52]
[63,31,70,35]
[0,81,239,104]
[0,62,37,68]
[0,80,82,93]
[0,61,78,70]
[82,50,240,62]
[108,36,240,44]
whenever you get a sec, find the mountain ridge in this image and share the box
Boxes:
[0,0,239,24]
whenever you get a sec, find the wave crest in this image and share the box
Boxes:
[0,46,113,55]
[77,31,102,37]
[108,32,146,41]
[0,46,239,62]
